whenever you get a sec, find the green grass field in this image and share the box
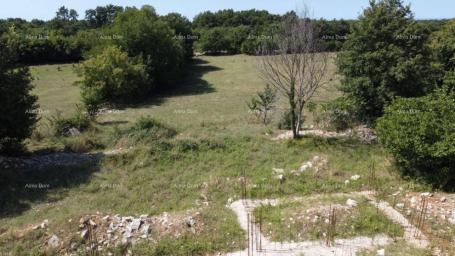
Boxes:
[0,55,435,255]
[29,54,341,138]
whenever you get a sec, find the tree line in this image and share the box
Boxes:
[1,5,447,64]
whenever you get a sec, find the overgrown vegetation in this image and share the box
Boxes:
[337,0,437,123]
[376,88,455,189]
[77,45,150,115]
[318,98,359,132]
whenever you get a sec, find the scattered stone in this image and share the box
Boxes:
[47,235,60,248]
[299,164,310,172]
[272,168,284,174]
[396,203,405,209]
[141,224,150,238]
[40,219,49,229]
[350,175,361,181]
[440,197,447,202]
[89,219,97,226]
[80,229,88,239]
[354,125,377,143]
[344,180,350,185]
[68,127,81,136]
[346,199,358,207]
[448,211,455,224]
[129,218,142,231]
[410,197,418,206]
[276,174,285,183]
[421,192,433,197]
[185,216,196,228]
[377,248,385,256]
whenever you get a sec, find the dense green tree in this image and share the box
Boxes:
[376,87,455,188]
[49,6,82,35]
[110,6,184,87]
[193,9,281,29]
[85,5,124,28]
[77,45,150,115]
[0,37,38,154]
[196,27,233,54]
[338,0,436,123]
[55,6,70,21]
[193,9,282,55]
[315,19,353,51]
[431,19,455,73]
[161,13,194,58]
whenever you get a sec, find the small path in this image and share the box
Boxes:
[224,191,428,256]
[0,148,132,171]
[0,152,99,170]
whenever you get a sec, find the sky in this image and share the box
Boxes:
[0,0,453,21]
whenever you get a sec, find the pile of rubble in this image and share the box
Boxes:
[354,125,377,144]
[41,211,203,253]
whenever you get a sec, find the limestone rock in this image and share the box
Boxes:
[48,235,60,248]
[346,199,358,207]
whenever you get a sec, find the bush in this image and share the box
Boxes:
[124,116,177,143]
[77,45,150,115]
[111,6,185,87]
[48,106,91,136]
[247,85,277,124]
[376,89,455,188]
[0,39,38,155]
[319,98,358,132]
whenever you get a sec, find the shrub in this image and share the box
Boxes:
[124,116,177,144]
[247,85,277,124]
[0,39,38,155]
[376,89,455,188]
[319,98,358,132]
[48,106,91,137]
[77,45,150,116]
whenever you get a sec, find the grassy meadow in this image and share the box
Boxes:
[0,54,433,255]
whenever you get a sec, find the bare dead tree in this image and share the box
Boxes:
[258,9,329,138]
